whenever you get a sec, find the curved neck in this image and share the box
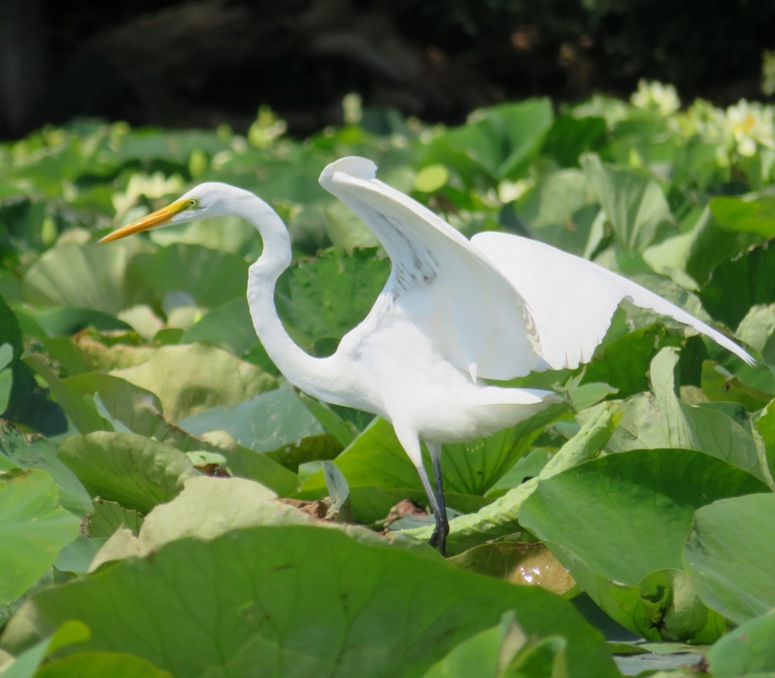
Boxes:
[238,194,340,401]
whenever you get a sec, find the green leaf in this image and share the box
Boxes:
[57,432,199,513]
[84,499,143,539]
[0,620,90,678]
[579,325,682,401]
[426,99,554,182]
[88,476,291,569]
[62,372,223,454]
[23,240,147,315]
[23,355,111,434]
[298,392,359,447]
[513,169,598,255]
[2,526,618,678]
[86,474,388,573]
[756,400,775,484]
[204,439,298,497]
[108,128,231,167]
[422,611,568,678]
[323,200,381,253]
[0,296,65,434]
[683,493,775,624]
[440,405,565,495]
[420,614,508,678]
[0,424,93,515]
[0,343,13,414]
[737,304,775,369]
[644,206,757,288]
[0,469,80,605]
[63,373,166,436]
[35,652,171,678]
[301,417,419,492]
[55,535,106,575]
[580,153,674,252]
[401,402,620,553]
[180,386,320,451]
[706,610,775,677]
[709,195,775,238]
[125,244,250,310]
[414,164,450,193]
[489,99,555,178]
[33,307,131,337]
[519,449,767,640]
[608,348,765,482]
[110,344,277,421]
[275,248,388,348]
[544,114,607,166]
[180,297,256,356]
[699,242,775,329]
[701,360,774,411]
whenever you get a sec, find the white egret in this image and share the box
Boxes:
[99,156,754,554]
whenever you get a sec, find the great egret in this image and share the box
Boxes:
[99,156,754,555]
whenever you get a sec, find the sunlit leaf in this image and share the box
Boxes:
[608,348,765,482]
[699,242,775,329]
[683,493,775,624]
[706,610,775,677]
[110,344,277,421]
[0,423,92,515]
[275,248,388,348]
[23,240,148,314]
[520,449,767,640]
[402,402,620,553]
[2,526,618,678]
[581,153,674,252]
[0,469,80,605]
[35,652,171,678]
[180,297,256,355]
[125,244,250,310]
[58,432,199,513]
[709,195,775,238]
[180,386,338,471]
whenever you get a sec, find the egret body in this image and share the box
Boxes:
[99,157,754,554]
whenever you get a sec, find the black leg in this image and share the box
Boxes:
[413,453,447,556]
[427,443,448,556]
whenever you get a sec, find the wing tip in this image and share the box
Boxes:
[319,156,377,187]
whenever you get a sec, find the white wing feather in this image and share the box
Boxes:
[320,157,546,379]
[471,231,755,369]
[320,157,752,381]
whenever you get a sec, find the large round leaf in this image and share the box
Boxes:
[23,240,147,314]
[57,432,198,513]
[683,493,775,624]
[124,244,250,309]
[1,526,617,678]
[110,344,276,421]
[706,610,775,677]
[519,449,768,640]
[0,469,80,605]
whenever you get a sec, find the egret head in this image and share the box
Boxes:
[97,182,246,243]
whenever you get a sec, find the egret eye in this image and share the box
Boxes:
[187,197,199,209]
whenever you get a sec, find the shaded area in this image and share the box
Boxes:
[2,0,774,139]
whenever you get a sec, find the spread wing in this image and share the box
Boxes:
[471,231,755,369]
[319,157,546,379]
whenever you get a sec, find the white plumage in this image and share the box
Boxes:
[99,156,754,554]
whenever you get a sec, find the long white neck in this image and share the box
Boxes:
[233,192,343,402]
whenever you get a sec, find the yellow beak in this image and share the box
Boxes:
[97,199,189,244]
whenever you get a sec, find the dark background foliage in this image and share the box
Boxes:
[2,0,774,138]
